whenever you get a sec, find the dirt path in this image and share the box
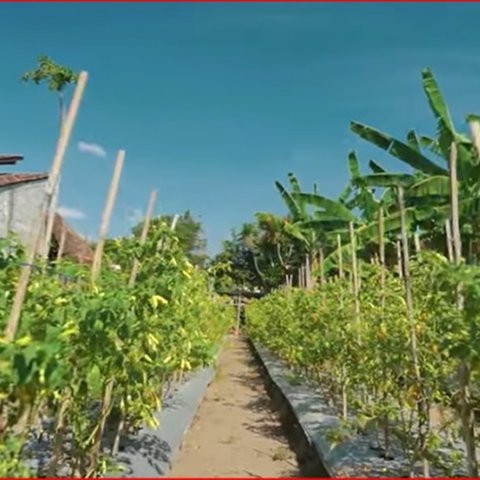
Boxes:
[169,335,300,478]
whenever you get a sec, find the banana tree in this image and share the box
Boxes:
[350,67,480,261]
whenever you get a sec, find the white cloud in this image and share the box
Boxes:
[78,141,107,158]
[57,206,86,220]
[126,207,143,227]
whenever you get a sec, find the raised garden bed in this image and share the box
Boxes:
[250,341,471,478]
[25,365,215,478]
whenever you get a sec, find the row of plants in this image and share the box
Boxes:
[225,67,480,477]
[0,223,232,477]
[247,251,480,476]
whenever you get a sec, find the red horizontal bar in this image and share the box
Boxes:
[0,0,479,2]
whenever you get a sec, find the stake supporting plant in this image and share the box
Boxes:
[348,222,360,338]
[397,185,430,477]
[337,234,344,279]
[4,71,88,342]
[449,141,478,477]
[129,189,157,288]
[92,150,125,283]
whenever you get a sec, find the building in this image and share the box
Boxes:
[0,161,93,265]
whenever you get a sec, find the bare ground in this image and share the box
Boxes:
[169,335,300,478]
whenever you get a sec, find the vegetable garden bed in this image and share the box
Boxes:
[24,365,216,477]
[250,340,470,478]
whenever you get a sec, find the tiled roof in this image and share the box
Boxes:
[0,155,23,165]
[0,173,49,188]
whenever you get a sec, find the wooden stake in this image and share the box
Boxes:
[43,72,89,257]
[414,232,421,254]
[349,222,360,336]
[319,248,325,286]
[56,227,67,262]
[170,214,179,231]
[91,150,125,283]
[337,234,344,279]
[378,207,385,310]
[128,189,157,288]
[398,185,429,477]
[305,254,311,290]
[449,143,462,263]
[445,219,454,262]
[4,72,88,342]
[396,239,403,278]
[235,294,242,335]
[449,141,478,477]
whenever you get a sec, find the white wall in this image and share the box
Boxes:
[0,179,49,247]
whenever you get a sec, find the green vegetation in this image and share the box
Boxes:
[241,67,480,476]
[0,223,232,476]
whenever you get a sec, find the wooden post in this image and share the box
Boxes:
[414,232,421,254]
[445,219,454,262]
[396,239,403,278]
[449,143,462,264]
[91,150,125,283]
[319,248,325,286]
[235,293,242,335]
[115,189,155,459]
[56,227,67,262]
[305,254,311,290]
[379,207,385,310]
[337,234,344,279]
[398,185,429,477]
[449,141,478,477]
[43,72,89,257]
[4,72,88,342]
[128,189,157,288]
[349,222,360,336]
[170,214,179,231]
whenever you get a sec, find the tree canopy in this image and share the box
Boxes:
[132,210,208,267]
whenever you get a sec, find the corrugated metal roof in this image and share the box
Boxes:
[0,173,48,187]
[0,155,23,166]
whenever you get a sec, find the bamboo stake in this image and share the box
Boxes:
[43,72,89,257]
[445,219,454,262]
[449,141,478,476]
[128,190,157,288]
[305,254,311,290]
[113,190,157,456]
[88,152,125,465]
[235,293,242,335]
[4,72,88,342]
[398,186,429,477]
[338,232,347,420]
[379,207,385,310]
[319,248,325,286]
[377,206,391,455]
[414,232,421,254]
[91,150,125,283]
[349,222,360,336]
[56,227,67,262]
[88,379,114,475]
[337,234,344,279]
[396,239,403,278]
[170,214,179,231]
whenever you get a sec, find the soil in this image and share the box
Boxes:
[168,335,300,478]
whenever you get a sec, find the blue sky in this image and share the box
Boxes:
[1,3,480,255]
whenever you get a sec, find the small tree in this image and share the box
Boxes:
[133,211,208,267]
[21,54,79,129]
